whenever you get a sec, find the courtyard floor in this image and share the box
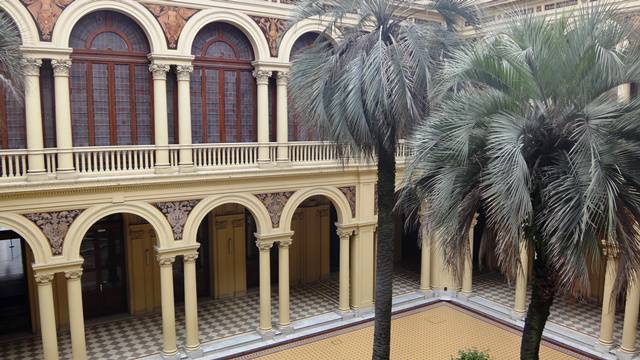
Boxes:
[242,302,587,360]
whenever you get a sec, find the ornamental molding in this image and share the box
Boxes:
[24,209,83,256]
[35,273,55,284]
[149,64,170,80]
[278,238,292,248]
[183,252,198,263]
[176,65,194,81]
[20,0,74,41]
[256,240,274,251]
[145,5,198,49]
[22,58,42,76]
[154,200,200,240]
[252,70,272,84]
[157,255,176,266]
[251,16,287,57]
[276,71,289,85]
[338,186,356,217]
[51,59,71,76]
[255,191,293,228]
[64,269,83,279]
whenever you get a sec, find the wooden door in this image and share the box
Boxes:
[80,217,127,319]
[214,214,246,297]
[127,224,160,314]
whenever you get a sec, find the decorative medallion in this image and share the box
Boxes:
[338,186,356,217]
[251,16,287,57]
[155,200,200,240]
[145,5,198,49]
[25,209,83,255]
[20,0,74,41]
[255,191,294,228]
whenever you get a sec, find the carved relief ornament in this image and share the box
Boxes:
[255,191,294,228]
[155,200,200,240]
[338,186,356,217]
[25,209,83,256]
[251,16,287,57]
[20,0,74,40]
[145,5,198,49]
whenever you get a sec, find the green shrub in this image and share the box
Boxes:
[451,349,491,360]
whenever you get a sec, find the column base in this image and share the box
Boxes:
[161,350,181,360]
[56,169,77,180]
[354,306,374,318]
[419,289,434,299]
[338,309,355,320]
[185,345,203,359]
[27,171,49,182]
[277,324,294,335]
[458,291,473,300]
[179,164,196,173]
[257,327,276,340]
[616,348,637,360]
[595,339,616,353]
[510,309,526,320]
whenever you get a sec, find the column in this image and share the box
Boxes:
[65,269,87,360]
[257,240,273,331]
[183,252,200,354]
[278,238,292,329]
[513,242,529,318]
[419,218,431,292]
[35,273,59,360]
[276,71,289,162]
[52,59,75,176]
[351,224,375,309]
[23,58,46,178]
[150,64,171,171]
[337,228,352,312]
[157,255,178,357]
[461,215,478,296]
[619,83,632,103]
[619,275,640,356]
[598,244,619,348]
[176,65,194,170]
[253,70,272,163]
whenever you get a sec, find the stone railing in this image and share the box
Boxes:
[0,141,412,182]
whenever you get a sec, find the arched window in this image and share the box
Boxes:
[191,23,256,143]
[0,13,25,150]
[288,32,325,142]
[69,11,153,146]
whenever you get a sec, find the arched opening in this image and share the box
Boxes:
[190,23,257,144]
[0,228,34,336]
[389,206,421,296]
[69,11,154,146]
[284,195,342,319]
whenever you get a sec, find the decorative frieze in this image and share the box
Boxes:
[145,5,198,49]
[25,209,83,255]
[154,200,200,240]
[338,186,356,217]
[251,16,287,57]
[20,0,74,40]
[255,191,294,228]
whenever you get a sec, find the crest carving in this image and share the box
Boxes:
[338,186,356,217]
[20,0,74,41]
[145,5,198,49]
[255,191,294,227]
[155,200,200,240]
[25,210,83,255]
[251,16,287,57]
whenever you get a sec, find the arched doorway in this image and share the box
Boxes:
[0,228,33,335]
[69,11,153,147]
[392,208,421,296]
[190,23,257,144]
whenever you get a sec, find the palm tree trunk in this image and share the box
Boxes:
[520,255,556,360]
[372,144,396,360]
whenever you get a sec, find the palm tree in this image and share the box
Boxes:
[288,0,476,358]
[0,11,23,98]
[402,4,640,359]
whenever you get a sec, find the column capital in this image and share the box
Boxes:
[64,269,83,280]
[337,227,354,239]
[253,70,272,85]
[183,252,199,263]
[52,59,72,77]
[157,254,176,266]
[35,273,55,284]
[22,58,42,76]
[276,71,289,86]
[149,63,171,80]
[278,238,292,248]
[176,65,194,81]
[256,240,274,251]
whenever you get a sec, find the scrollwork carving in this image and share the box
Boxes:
[25,209,83,255]
[255,191,293,228]
[338,186,356,217]
[251,16,287,57]
[20,0,74,40]
[145,5,198,49]
[155,200,200,240]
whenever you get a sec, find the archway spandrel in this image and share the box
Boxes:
[20,0,74,41]
[251,16,286,57]
[338,186,356,217]
[24,209,83,255]
[155,200,201,241]
[255,191,293,228]
[145,4,198,49]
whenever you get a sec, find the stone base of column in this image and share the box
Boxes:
[458,291,473,300]
[27,171,49,182]
[185,345,203,359]
[595,339,616,353]
[56,169,77,179]
[616,348,636,360]
[338,309,355,320]
[277,324,294,335]
[354,306,374,317]
[179,164,195,173]
[160,350,181,360]
[257,327,276,340]
[419,289,434,299]
[510,310,526,321]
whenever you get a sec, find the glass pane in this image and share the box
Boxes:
[135,65,152,145]
[190,67,203,144]
[114,64,132,145]
[92,64,110,146]
[240,72,256,142]
[205,69,220,143]
[71,63,89,146]
[224,71,237,142]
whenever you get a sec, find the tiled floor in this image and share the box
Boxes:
[0,269,421,360]
[473,271,634,347]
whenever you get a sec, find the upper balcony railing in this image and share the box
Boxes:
[0,141,414,183]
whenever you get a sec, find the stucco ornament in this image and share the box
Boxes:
[25,210,83,255]
[251,16,287,57]
[155,200,200,240]
[255,191,294,227]
[338,186,356,217]
[146,5,198,49]
[21,0,74,40]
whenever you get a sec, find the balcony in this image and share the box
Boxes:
[0,141,414,183]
